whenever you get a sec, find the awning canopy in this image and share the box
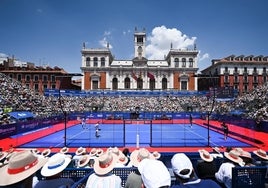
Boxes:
[8,111,35,120]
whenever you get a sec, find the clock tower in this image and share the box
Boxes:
[134,28,146,59]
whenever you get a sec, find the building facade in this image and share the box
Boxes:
[0,57,79,93]
[81,29,199,91]
[201,55,268,94]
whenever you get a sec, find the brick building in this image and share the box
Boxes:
[201,55,268,94]
[0,57,80,93]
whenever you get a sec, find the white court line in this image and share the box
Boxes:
[54,128,90,147]
[183,125,218,146]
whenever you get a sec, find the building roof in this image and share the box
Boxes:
[147,60,169,67]
[110,60,133,66]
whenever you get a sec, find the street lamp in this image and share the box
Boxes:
[193,74,218,146]
[56,73,82,146]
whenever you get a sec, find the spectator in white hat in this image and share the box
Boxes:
[125,148,152,188]
[253,149,268,166]
[41,149,51,158]
[72,147,87,168]
[77,154,95,168]
[138,158,171,188]
[215,150,244,188]
[85,152,121,188]
[34,153,74,188]
[196,149,218,180]
[234,148,255,167]
[59,147,69,154]
[171,153,221,188]
[0,150,47,188]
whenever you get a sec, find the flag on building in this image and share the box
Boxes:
[132,72,137,81]
[147,72,155,80]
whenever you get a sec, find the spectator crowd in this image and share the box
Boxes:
[0,146,267,187]
[0,73,268,125]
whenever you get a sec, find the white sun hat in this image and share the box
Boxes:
[93,152,118,175]
[198,149,213,162]
[0,150,47,186]
[253,149,268,160]
[130,148,152,167]
[41,153,72,177]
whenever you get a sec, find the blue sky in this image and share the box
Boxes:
[0,0,267,74]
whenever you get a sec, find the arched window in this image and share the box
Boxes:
[101,57,105,67]
[124,77,130,89]
[93,57,98,67]
[26,75,31,81]
[182,58,186,67]
[174,58,179,67]
[112,77,118,90]
[86,57,90,67]
[189,58,193,67]
[162,78,167,90]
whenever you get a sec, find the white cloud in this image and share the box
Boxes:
[197,52,210,72]
[123,29,131,35]
[0,53,8,58]
[199,53,209,61]
[98,30,113,49]
[99,37,113,49]
[146,26,196,59]
[104,31,111,36]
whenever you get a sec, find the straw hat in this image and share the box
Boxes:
[31,148,40,155]
[239,150,252,160]
[60,147,69,154]
[3,151,18,165]
[93,152,118,175]
[96,148,104,156]
[77,154,91,168]
[224,150,243,165]
[110,147,121,156]
[130,148,152,167]
[212,147,221,154]
[75,147,86,156]
[0,151,8,161]
[41,153,72,177]
[0,150,47,186]
[151,151,161,159]
[41,149,51,157]
[253,149,268,160]
[90,148,98,156]
[117,152,128,165]
[234,147,244,154]
[198,149,213,162]
[91,148,104,157]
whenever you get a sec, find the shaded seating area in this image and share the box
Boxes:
[32,152,268,188]
[50,166,268,188]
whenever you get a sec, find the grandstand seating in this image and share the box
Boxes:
[34,152,267,188]
[56,166,268,188]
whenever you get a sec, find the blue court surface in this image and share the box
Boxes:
[20,123,251,148]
